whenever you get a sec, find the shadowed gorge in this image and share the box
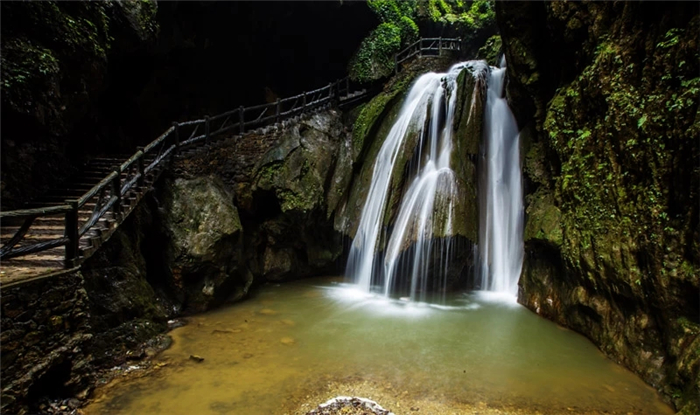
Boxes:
[1,1,697,415]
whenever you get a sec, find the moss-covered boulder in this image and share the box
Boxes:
[338,57,457,238]
[498,1,699,410]
[245,110,351,281]
[476,34,502,66]
[253,112,344,214]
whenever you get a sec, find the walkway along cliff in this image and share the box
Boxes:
[0,40,462,414]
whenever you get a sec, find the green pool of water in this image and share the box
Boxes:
[85,277,673,414]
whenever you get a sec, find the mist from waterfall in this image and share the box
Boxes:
[477,60,524,296]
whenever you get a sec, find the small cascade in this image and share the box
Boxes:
[477,59,524,296]
[346,62,486,300]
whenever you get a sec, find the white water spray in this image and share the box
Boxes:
[477,60,524,296]
[346,62,485,300]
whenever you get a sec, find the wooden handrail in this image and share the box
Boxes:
[78,171,119,208]
[0,205,72,218]
[1,38,449,270]
[144,126,175,154]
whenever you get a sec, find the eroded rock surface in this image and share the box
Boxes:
[498,2,699,411]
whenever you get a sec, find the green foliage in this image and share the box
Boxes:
[1,0,161,126]
[349,0,423,83]
[657,28,682,49]
[350,0,496,83]
[395,1,417,19]
[349,21,402,83]
[368,0,402,23]
[1,39,59,91]
[421,0,494,29]
[397,15,419,45]
[1,1,113,119]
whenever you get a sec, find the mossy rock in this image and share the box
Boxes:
[476,34,502,66]
[339,84,407,238]
[252,112,344,214]
[523,188,562,247]
[169,177,243,259]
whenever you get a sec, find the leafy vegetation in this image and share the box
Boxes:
[0,1,159,131]
[349,0,496,83]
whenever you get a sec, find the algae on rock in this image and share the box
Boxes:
[498,1,700,410]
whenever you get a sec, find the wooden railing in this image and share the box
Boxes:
[395,37,461,72]
[0,78,366,269]
[0,38,459,272]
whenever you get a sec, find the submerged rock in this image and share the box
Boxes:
[189,354,205,363]
[307,396,395,415]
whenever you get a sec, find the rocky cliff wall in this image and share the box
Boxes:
[497,2,699,411]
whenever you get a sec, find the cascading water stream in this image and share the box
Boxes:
[346,62,480,300]
[345,73,441,293]
[477,59,524,296]
[346,58,523,301]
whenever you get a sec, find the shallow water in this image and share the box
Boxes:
[85,277,673,415]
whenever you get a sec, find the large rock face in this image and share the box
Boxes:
[248,112,351,280]
[159,176,248,313]
[81,197,172,367]
[174,109,354,285]
[497,2,699,411]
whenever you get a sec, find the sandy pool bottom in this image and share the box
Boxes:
[83,278,673,415]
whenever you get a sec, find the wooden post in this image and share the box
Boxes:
[276,99,281,123]
[302,91,307,113]
[65,199,79,268]
[171,122,180,167]
[205,115,210,145]
[111,170,122,218]
[136,147,145,187]
[239,106,245,134]
[327,83,332,103]
[439,37,442,56]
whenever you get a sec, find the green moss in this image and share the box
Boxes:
[277,189,313,213]
[352,71,415,162]
[524,188,563,247]
[349,22,402,83]
[476,34,502,66]
[255,161,284,189]
[542,16,700,311]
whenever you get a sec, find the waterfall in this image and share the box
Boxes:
[477,60,524,296]
[346,62,481,300]
[346,58,523,300]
